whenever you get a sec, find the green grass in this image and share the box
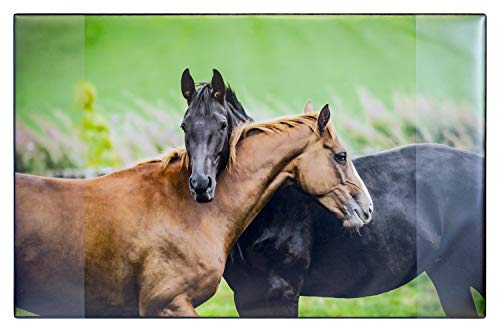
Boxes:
[196,279,240,317]
[15,308,38,317]
[298,274,444,317]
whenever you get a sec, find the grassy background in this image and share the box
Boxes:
[14,15,485,317]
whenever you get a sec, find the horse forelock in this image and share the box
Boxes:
[188,83,217,117]
[189,83,251,120]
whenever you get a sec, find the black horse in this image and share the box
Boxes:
[180,69,485,317]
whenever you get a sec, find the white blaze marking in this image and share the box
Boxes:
[352,163,373,208]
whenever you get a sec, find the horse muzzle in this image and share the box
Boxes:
[343,198,373,229]
[189,174,215,203]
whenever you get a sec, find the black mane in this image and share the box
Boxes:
[226,85,253,123]
[191,82,252,124]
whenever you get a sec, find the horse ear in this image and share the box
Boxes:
[303,100,315,114]
[317,104,331,133]
[181,68,195,104]
[211,69,226,104]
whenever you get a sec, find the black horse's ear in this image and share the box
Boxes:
[211,69,226,104]
[318,104,331,133]
[181,68,195,104]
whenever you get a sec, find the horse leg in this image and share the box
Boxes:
[233,274,271,317]
[427,271,478,317]
[265,271,301,317]
[234,287,298,318]
[138,258,199,317]
[158,295,198,317]
[139,289,198,317]
[425,216,484,318]
[232,272,299,317]
[234,271,301,317]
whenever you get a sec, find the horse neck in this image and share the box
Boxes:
[214,123,316,255]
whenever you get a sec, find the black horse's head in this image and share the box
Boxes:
[180,68,251,203]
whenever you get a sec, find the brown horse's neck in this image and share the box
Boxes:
[212,123,316,256]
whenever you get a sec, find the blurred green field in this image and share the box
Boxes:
[15,15,484,128]
[15,15,484,173]
[14,15,485,317]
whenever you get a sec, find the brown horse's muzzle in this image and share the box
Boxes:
[317,182,373,230]
[345,196,373,228]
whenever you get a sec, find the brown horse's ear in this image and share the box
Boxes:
[318,104,331,133]
[303,100,315,114]
[181,68,195,104]
[211,69,226,104]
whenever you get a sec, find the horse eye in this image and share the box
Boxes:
[220,122,228,130]
[180,123,186,132]
[334,152,347,164]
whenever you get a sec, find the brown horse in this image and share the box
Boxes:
[15,104,373,317]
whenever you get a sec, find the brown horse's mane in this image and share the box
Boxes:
[136,147,190,170]
[227,112,320,168]
[137,112,321,171]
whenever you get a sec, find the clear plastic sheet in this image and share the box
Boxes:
[14,15,485,318]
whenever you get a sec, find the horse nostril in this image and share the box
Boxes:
[368,206,373,214]
[190,175,210,193]
[207,176,213,189]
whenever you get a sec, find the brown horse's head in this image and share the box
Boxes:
[292,102,373,229]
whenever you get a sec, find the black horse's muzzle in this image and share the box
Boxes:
[189,174,215,203]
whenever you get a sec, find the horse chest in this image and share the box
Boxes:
[185,265,223,307]
[170,248,225,297]
[139,228,226,305]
